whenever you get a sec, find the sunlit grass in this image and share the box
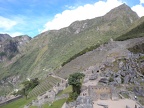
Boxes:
[1,97,36,108]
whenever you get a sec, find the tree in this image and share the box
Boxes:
[17,78,39,99]
[68,73,85,94]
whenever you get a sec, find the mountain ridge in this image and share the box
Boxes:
[0,34,31,62]
[0,4,142,96]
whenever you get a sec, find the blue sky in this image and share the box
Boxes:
[0,0,144,37]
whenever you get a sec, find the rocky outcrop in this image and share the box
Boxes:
[0,34,12,42]
[76,96,93,108]
[0,34,31,61]
[133,87,144,96]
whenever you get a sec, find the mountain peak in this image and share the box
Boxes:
[0,34,12,42]
[119,3,130,8]
[104,3,139,21]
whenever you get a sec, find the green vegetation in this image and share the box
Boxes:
[67,73,85,102]
[139,56,144,61]
[109,77,114,82]
[1,97,35,108]
[57,86,72,96]
[121,93,129,98]
[28,76,60,97]
[43,98,66,108]
[138,96,144,105]
[16,78,39,99]
[128,43,144,54]
[29,98,66,108]
[115,17,144,41]
[62,44,100,66]
[0,52,6,56]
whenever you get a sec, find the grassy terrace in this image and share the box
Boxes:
[1,86,71,108]
[28,76,60,97]
[57,86,72,96]
[1,97,35,108]
[29,98,66,108]
[1,97,66,108]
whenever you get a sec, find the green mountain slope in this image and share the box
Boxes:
[0,4,139,80]
[115,16,144,41]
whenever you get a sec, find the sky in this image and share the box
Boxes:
[0,0,144,37]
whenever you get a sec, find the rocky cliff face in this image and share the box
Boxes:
[0,34,31,61]
[0,34,12,42]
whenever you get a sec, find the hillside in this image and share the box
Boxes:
[0,4,139,81]
[0,4,139,96]
[0,34,31,62]
[115,16,144,41]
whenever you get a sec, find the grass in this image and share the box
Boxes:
[29,98,67,108]
[29,106,37,108]
[44,98,66,108]
[28,76,60,97]
[1,97,35,108]
[122,93,129,98]
[128,43,144,54]
[139,56,144,61]
[138,96,144,105]
[115,17,144,41]
[57,86,72,96]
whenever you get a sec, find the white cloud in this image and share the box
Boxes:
[0,16,17,30]
[132,4,144,17]
[42,0,123,32]
[140,0,144,4]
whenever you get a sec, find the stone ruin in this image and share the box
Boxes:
[83,65,100,83]
[28,79,68,107]
[88,85,112,101]
[53,79,67,94]
[76,96,93,108]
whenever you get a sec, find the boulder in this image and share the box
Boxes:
[133,87,144,96]
[120,71,126,77]
[89,74,97,80]
[99,78,109,84]
[134,81,140,85]
[76,96,93,108]
[115,76,122,84]
[119,61,124,69]
[126,105,130,108]
[109,81,118,86]
[124,75,130,84]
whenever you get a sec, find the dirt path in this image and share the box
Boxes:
[51,75,66,81]
[93,99,139,108]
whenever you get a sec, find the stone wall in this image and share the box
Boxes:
[88,85,111,101]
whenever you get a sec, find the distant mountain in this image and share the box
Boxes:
[0,34,12,42]
[0,4,141,96]
[0,34,31,62]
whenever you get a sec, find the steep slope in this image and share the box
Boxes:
[0,34,31,95]
[1,4,139,80]
[0,34,31,80]
[0,34,31,62]
[0,34,12,61]
[0,34,12,41]
[116,16,144,41]
[55,37,144,79]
